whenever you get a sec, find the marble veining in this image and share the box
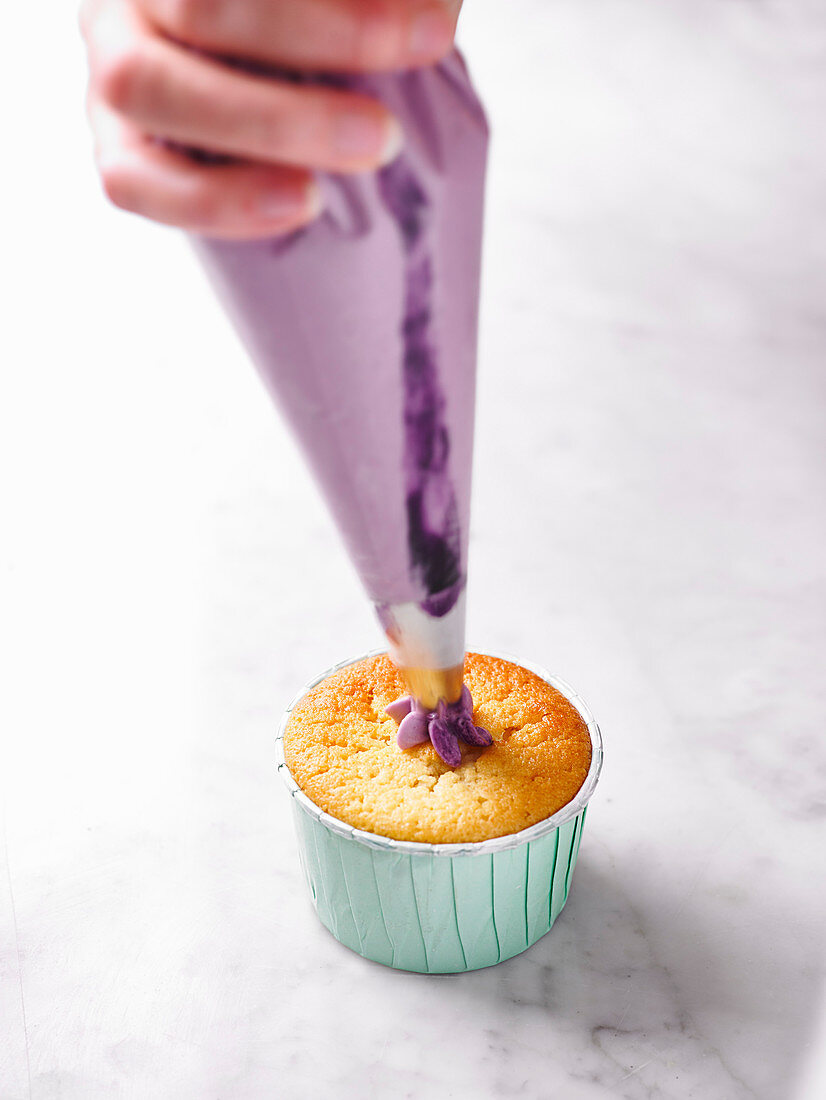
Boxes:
[1,0,825,1098]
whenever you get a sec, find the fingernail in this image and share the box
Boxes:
[409,8,454,61]
[258,179,323,222]
[305,179,324,219]
[380,117,404,165]
[334,112,402,166]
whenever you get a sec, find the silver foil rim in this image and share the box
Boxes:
[275,648,604,857]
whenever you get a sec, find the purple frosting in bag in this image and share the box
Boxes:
[377,156,462,610]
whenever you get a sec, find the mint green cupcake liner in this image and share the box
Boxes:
[276,651,603,974]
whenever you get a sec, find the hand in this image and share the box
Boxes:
[80,0,461,238]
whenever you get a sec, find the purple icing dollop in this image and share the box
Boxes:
[385,685,492,768]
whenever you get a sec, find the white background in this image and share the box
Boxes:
[2,1,825,1098]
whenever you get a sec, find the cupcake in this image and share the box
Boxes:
[276,652,603,973]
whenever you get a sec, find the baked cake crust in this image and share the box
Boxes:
[283,653,592,844]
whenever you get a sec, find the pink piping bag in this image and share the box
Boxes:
[192,53,488,711]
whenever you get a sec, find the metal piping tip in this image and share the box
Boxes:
[400,664,465,709]
[377,588,467,708]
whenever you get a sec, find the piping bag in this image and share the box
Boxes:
[192,53,489,764]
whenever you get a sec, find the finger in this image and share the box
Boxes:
[136,0,461,73]
[89,102,323,239]
[87,6,403,172]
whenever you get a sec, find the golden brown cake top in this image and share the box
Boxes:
[282,653,592,844]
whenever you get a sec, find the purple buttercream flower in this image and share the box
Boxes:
[429,705,462,767]
[384,696,413,723]
[455,716,492,747]
[385,684,492,767]
[397,708,430,748]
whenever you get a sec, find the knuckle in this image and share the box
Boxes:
[96,44,148,113]
[250,110,294,157]
[240,86,305,158]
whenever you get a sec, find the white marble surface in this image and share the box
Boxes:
[2,1,825,1097]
